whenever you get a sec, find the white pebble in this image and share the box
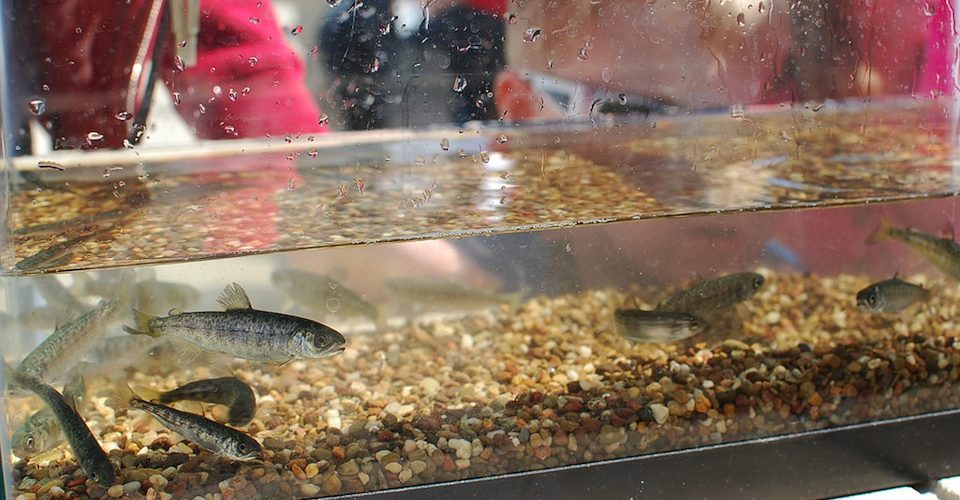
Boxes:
[649,403,669,425]
[398,468,413,482]
[170,442,193,455]
[325,409,342,429]
[108,485,124,498]
[702,380,714,389]
[448,438,472,459]
[301,483,321,496]
[461,333,474,350]
[419,377,441,394]
[358,472,370,485]
[384,462,403,474]
[149,474,168,490]
[764,311,781,325]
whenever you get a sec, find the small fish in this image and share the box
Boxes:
[867,216,960,279]
[857,275,931,313]
[12,226,114,272]
[138,377,256,426]
[106,385,262,461]
[13,375,87,458]
[385,278,523,311]
[130,280,202,316]
[614,309,704,343]
[5,365,115,485]
[272,269,380,323]
[122,283,346,364]
[657,272,765,315]
[17,299,120,386]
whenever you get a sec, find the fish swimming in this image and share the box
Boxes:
[107,385,262,461]
[657,272,765,316]
[12,375,87,459]
[271,269,380,324]
[137,377,256,426]
[5,365,115,485]
[867,216,960,279]
[857,275,931,313]
[17,299,120,386]
[385,278,523,311]
[614,309,704,343]
[122,283,346,364]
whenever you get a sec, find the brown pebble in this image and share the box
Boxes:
[322,474,342,496]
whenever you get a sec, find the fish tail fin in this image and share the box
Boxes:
[132,385,161,403]
[867,215,895,245]
[122,308,160,337]
[104,383,138,410]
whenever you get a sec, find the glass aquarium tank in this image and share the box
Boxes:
[2,0,960,498]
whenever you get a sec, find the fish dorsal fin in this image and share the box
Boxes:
[218,283,252,311]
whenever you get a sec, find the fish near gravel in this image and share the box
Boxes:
[136,377,256,426]
[614,309,705,343]
[867,216,960,279]
[272,269,382,325]
[857,275,931,313]
[12,375,87,458]
[106,385,263,461]
[17,299,121,386]
[657,272,765,316]
[122,282,346,364]
[5,363,115,485]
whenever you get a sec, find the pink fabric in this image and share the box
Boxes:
[919,0,957,95]
[163,0,327,139]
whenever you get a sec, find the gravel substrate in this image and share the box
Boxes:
[9,269,960,499]
[7,103,953,275]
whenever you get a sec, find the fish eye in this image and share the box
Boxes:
[689,319,703,331]
[752,276,764,289]
[25,436,34,448]
[867,293,877,306]
[91,471,99,482]
[238,443,247,452]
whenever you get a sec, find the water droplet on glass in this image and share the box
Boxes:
[380,22,391,35]
[355,177,365,195]
[115,110,133,121]
[577,46,589,62]
[453,75,468,92]
[618,93,627,105]
[28,98,46,116]
[291,25,303,35]
[75,27,82,34]
[173,92,182,106]
[736,13,746,27]
[86,131,104,142]
[327,0,342,6]
[248,56,259,67]
[730,105,745,120]
[318,113,329,125]
[241,86,251,96]
[457,148,467,158]
[308,149,318,158]
[758,2,766,14]
[413,156,426,166]
[367,57,381,73]
[923,2,936,16]
[523,28,541,43]
[496,134,508,144]
[249,16,260,24]
[325,297,341,313]
[601,67,612,84]
[480,150,490,163]
[440,138,450,150]
[42,84,51,91]
[174,55,185,71]
[228,88,238,101]
[224,124,236,135]
[546,59,554,70]
[506,13,518,24]
[198,103,207,115]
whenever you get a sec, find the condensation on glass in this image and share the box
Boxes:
[0,0,958,498]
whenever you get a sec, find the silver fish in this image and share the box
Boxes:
[6,366,115,485]
[143,377,256,426]
[17,299,120,385]
[868,216,960,279]
[272,269,380,323]
[122,283,346,364]
[12,375,87,458]
[108,385,262,461]
[857,276,931,313]
[614,309,705,343]
[385,278,522,311]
